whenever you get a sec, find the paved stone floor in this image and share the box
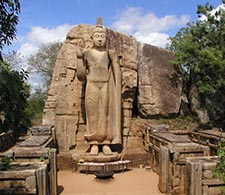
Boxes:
[58,168,168,195]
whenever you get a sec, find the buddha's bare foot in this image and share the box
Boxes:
[103,145,113,155]
[89,145,99,156]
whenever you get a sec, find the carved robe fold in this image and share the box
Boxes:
[77,49,122,145]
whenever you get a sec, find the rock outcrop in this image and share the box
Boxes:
[138,43,182,117]
[42,25,138,151]
[42,24,182,151]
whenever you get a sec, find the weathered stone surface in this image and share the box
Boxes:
[57,152,73,171]
[31,125,52,136]
[186,156,224,195]
[189,84,209,124]
[158,143,209,194]
[42,24,138,151]
[3,148,57,195]
[42,24,182,152]
[75,20,122,157]
[0,162,47,195]
[138,43,182,117]
[18,136,51,147]
[146,124,170,132]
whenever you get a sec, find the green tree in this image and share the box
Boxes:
[2,50,46,126]
[214,141,225,181]
[167,2,225,129]
[0,0,20,52]
[3,50,23,70]
[28,42,63,89]
[26,87,47,125]
[0,0,31,136]
[26,42,62,124]
[0,62,30,136]
[214,138,225,194]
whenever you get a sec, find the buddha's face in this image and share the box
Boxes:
[92,32,106,47]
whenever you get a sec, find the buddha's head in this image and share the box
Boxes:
[92,17,106,48]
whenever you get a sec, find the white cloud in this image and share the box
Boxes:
[18,24,73,59]
[112,7,190,47]
[27,25,72,46]
[16,24,74,90]
[15,6,191,89]
[17,43,39,60]
[134,32,169,48]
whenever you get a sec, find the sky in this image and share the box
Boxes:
[3,0,224,90]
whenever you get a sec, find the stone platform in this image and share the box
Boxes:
[76,160,132,174]
[74,152,121,162]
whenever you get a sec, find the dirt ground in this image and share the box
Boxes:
[58,168,167,195]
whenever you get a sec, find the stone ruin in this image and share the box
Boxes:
[143,126,225,195]
[0,126,57,195]
[42,24,182,152]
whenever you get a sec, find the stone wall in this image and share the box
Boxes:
[186,156,225,195]
[0,145,57,195]
[159,143,209,195]
[190,129,225,155]
[42,24,182,152]
[0,162,48,195]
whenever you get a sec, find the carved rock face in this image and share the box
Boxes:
[42,24,182,151]
[92,32,106,47]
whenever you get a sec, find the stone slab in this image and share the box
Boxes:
[73,152,121,163]
[151,132,191,143]
[18,136,51,147]
[31,125,53,136]
[77,160,132,174]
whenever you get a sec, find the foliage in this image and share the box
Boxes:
[28,42,63,89]
[167,2,225,129]
[0,62,30,136]
[214,141,225,181]
[3,50,46,125]
[0,0,20,50]
[26,87,47,125]
[3,50,23,70]
[0,0,30,137]
[214,139,225,194]
[0,157,12,171]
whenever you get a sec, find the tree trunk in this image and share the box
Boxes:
[0,52,3,62]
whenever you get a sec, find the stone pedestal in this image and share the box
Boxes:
[76,160,132,174]
[79,153,121,162]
